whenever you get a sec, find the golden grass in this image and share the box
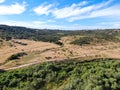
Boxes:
[0,37,120,70]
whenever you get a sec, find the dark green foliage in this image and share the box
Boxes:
[0,69,5,73]
[0,25,68,44]
[45,56,52,59]
[4,36,12,41]
[0,25,120,45]
[13,41,27,45]
[55,41,63,46]
[0,59,120,90]
[71,37,92,46]
[0,39,2,42]
[7,52,27,60]
[71,35,120,46]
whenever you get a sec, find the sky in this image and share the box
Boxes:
[0,0,120,30]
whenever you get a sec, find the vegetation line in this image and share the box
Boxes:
[1,58,120,90]
[4,57,120,70]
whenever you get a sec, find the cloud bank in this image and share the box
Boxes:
[34,0,120,22]
[0,0,5,3]
[0,2,26,15]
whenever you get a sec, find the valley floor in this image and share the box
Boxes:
[0,36,120,70]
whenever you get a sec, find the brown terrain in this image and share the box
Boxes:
[0,36,120,70]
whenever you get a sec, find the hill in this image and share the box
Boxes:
[0,25,120,70]
[0,25,120,44]
[0,25,120,90]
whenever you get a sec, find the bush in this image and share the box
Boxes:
[55,41,63,46]
[7,52,27,60]
[71,37,92,46]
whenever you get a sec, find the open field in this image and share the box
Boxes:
[0,25,120,70]
[0,35,120,70]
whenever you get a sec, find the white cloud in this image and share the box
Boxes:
[52,0,115,20]
[52,4,82,19]
[77,1,88,6]
[33,1,88,16]
[33,0,117,22]
[91,5,120,17]
[0,0,5,3]
[47,19,56,23]
[33,3,53,15]
[32,21,46,24]
[99,21,120,28]
[69,4,120,22]
[52,1,89,19]
[0,3,26,15]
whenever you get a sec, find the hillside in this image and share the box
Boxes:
[0,25,120,70]
[0,25,120,90]
[0,25,120,44]
[0,58,120,90]
[0,37,120,70]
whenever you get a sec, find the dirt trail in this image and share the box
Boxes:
[4,56,103,70]
[4,58,66,70]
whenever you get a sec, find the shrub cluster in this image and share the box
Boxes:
[0,58,120,90]
[7,52,27,60]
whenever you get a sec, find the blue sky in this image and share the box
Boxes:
[0,0,120,30]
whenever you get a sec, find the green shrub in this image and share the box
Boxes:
[71,37,93,46]
[7,52,27,60]
[0,58,120,90]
